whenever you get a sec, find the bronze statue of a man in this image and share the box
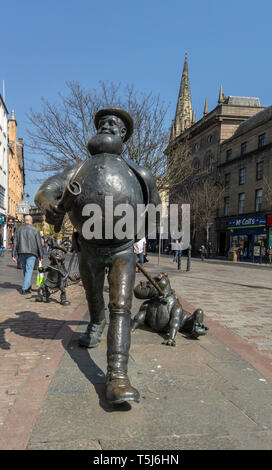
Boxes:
[34,108,161,405]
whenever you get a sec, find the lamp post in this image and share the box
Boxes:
[187,244,191,271]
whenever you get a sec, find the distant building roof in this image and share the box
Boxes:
[224,96,260,107]
[232,104,272,139]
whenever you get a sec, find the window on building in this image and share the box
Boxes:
[224,196,230,216]
[0,185,5,208]
[224,173,231,189]
[255,189,262,212]
[241,142,247,155]
[256,161,263,180]
[239,167,246,185]
[207,135,214,143]
[194,143,200,151]
[238,193,245,214]
[192,157,200,170]
[203,152,213,173]
[258,133,266,148]
[226,149,232,161]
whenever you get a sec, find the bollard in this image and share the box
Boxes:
[177,251,181,270]
[187,245,191,271]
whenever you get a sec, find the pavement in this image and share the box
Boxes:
[0,251,272,450]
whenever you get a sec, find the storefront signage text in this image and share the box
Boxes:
[228,215,266,229]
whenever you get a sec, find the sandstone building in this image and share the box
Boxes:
[8,110,25,247]
[166,55,272,259]
[0,93,9,247]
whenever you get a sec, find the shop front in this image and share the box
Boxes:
[267,215,272,249]
[7,216,20,249]
[0,214,7,248]
[228,214,267,261]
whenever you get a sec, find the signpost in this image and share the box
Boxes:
[15,200,31,215]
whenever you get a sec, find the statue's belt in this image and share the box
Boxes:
[78,238,134,256]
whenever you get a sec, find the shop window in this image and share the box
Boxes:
[241,142,247,155]
[256,161,263,180]
[224,173,230,189]
[255,189,262,212]
[239,167,246,185]
[238,193,245,214]
[226,149,232,161]
[224,196,230,216]
[258,133,266,148]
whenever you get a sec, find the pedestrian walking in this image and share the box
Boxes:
[172,239,179,263]
[12,215,43,294]
[267,246,272,264]
[134,237,146,272]
[199,244,206,261]
[237,246,243,261]
[40,232,47,256]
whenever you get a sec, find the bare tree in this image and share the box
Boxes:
[172,168,225,248]
[26,81,178,186]
[193,177,225,245]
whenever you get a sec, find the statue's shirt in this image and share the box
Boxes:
[69,154,144,244]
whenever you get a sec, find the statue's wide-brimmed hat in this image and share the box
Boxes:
[94,108,134,142]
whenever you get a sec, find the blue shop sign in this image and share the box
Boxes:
[228,214,266,229]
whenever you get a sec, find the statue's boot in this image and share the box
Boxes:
[60,291,70,306]
[79,318,106,348]
[180,308,208,338]
[106,311,140,405]
[79,291,106,348]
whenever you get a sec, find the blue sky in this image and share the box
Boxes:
[1,0,272,202]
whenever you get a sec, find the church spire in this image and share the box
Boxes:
[203,97,208,116]
[170,52,193,140]
[192,109,196,124]
[218,84,224,104]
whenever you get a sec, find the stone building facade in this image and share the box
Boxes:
[8,110,25,247]
[0,93,9,247]
[217,106,272,258]
[8,111,25,216]
[166,55,272,258]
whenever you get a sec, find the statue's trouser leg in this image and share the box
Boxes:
[78,254,106,348]
[106,247,140,404]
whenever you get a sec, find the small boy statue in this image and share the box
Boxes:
[131,272,208,346]
[36,245,70,305]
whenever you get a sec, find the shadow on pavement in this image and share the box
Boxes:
[0,310,131,413]
[0,282,22,290]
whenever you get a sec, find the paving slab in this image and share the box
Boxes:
[27,302,272,450]
[2,253,272,450]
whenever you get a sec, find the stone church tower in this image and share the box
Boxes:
[170,53,193,140]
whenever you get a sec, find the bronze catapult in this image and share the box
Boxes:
[132,261,208,346]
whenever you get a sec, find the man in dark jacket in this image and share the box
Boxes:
[12,215,43,294]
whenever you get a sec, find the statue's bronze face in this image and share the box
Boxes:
[97,115,127,141]
[88,114,126,156]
